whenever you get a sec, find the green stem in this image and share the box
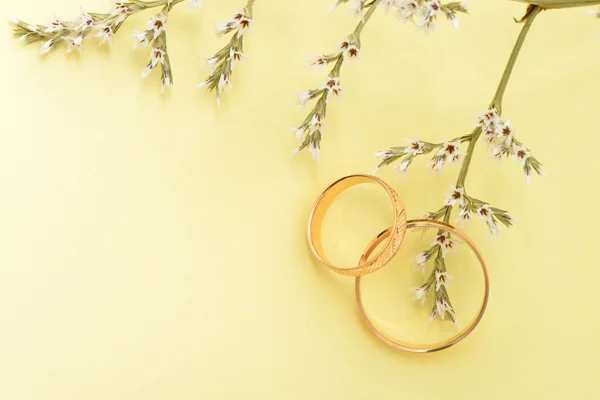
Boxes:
[441,5,542,224]
[353,0,381,41]
[490,6,542,114]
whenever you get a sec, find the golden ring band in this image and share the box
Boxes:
[307,174,408,276]
[355,220,489,353]
[307,174,489,352]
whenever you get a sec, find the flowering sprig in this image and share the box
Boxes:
[380,6,545,323]
[10,0,201,92]
[197,0,256,106]
[293,0,467,161]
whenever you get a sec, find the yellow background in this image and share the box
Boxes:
[1,0,599,398]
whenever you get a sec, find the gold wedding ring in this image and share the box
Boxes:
[307,175,490,353]
[355,220,489,353]
[307,175,408,276]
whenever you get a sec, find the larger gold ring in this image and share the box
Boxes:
[355,220,489,353]
[307,175,408,277]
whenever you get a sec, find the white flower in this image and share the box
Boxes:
[65,35,84,54]
[322,77,343,99]
[513,143,530,165]
[44,19,65,34]
[229,47,246,69]
[418,0,441,33]
[498,121,516,146]
[435,298,454,320]
[456,206,471,226]
[478,108,500,128]
[428,157,445,171]
[482,125,497,143]
[375,150,395,159]
[476,204,493,222]
[161,74,171,94]
[381,0,398,12]
[444,185,465,207]
[339,39,361,60]
[308,55,329,69]
[435,271,454,292]
[436,141,465,163]
[206,56,219,69]
[188,0,202,9]
[349,0,367,21]
[308,114,325,133]
[132,30,151,48]
[395,159,410,173]
[216,73,231,106]
[410,286,428,305]
[95,24,114,46]
[309,139,320,162]
[148,14,167,39]
[77,11,95,31]
[397,0,418,22]
[487,219,500,236]
[233,12,254,37]
[413,251,429,275]
[432,233,456,257]
[40,39,55,54]
[404,137,424,155]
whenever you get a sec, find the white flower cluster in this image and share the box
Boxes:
[478,108,546,185]
[198,6,255,106]
[10,0,204,93]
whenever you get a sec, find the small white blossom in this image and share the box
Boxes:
[44,19,65,34]
[322,77,343,99]
[95,24,114,46]
[404,137,424,155]
[76,11,95,31]
[339,39,360,60]
[381,0,399,13]
[478,108,500,128]
[308,114,325,133]
[513,143,530,165]
[309,139,320,162]
[229,47,246,69]
[233,12,254,37]
[410,286,428,305]
[349,0,367,21]
[436,140,465,163]
[444,185,465,207]
[435,271,454,292]
[418,0,441,33]
[498,121,516,146]
[432,233,456,257]
[395,159,410,173]
[40,39,55,54]
[148,14,167,39]
[132,30,151,48]
[65,35,84,54]
[456,206,471,226]
[308,55,329,69]
[435,298,455,320]
[428,157,445,171]
[188,0,202,9]
[413,251,429,275]
[397,0,418,22]
[476,204,493,222]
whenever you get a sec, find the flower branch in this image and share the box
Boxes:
[197,0,256,106]
[10,0,202,92]
[378,6,545,324]
[293,0,468,161]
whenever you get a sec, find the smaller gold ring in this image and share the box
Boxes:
[307,175,408,277]
[355,219,489,353]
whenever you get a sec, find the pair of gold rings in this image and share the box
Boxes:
[307,174,489,353]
